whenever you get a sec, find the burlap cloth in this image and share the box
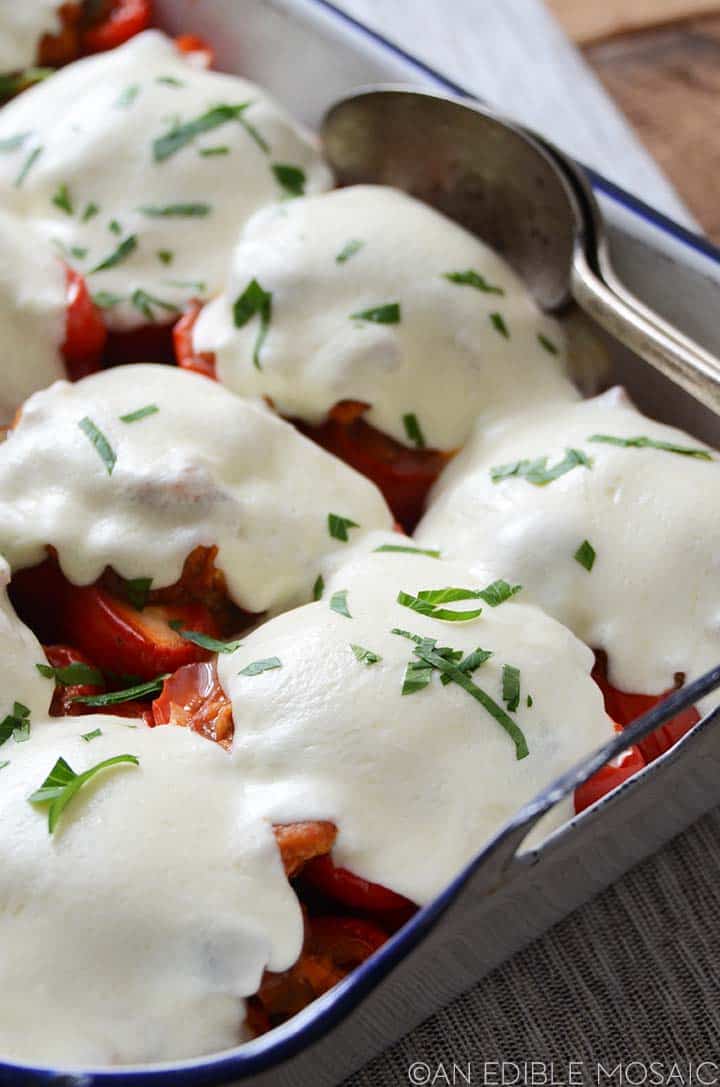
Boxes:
[345,807,720,1084]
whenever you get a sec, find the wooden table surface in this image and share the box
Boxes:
[548,1,720,242]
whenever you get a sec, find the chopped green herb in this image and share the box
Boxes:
[272,162,306,196]
[444,269,504,295]
[313,574,324,601]
[199,145,230,157]
[109,219,122,235]
[397,588,483,623]
[14,145,42,188]
[153,103,253,162]
[328,513,359,542]
[36,661,103,687]
[477,579,523,607]
[29,753,139,833]
[157,249,174,265]
[351,644,381,665]
[439,647,492,686]
[351,302,401,324]
[124,577,153,611]
[119,404,159,424]
[490,312,510,338]
[81,728,103,742]
[92,290,124,309]
[330,590,352,619]
[0,702,31,747]
[502,664,521,712]
[70,246,87,260]
[336,239,364,264]
[490,448,591,486]
[51,183,73,214]
[78,417,116,475]
[138,202,211,218]
[91,234,137,274]
[115,83,140,108]
[0,761,8,771]
[401,655,435,696]
[168,621,243,653]
[130,288,180,322]
[403,413,426,449]
[588,434,712,460]
[574,539,596,572]
[0,131,30,153]
[82,201,100,222]
[156,75,185,87]
[527,694,533,708]
[538,332,559,355]
[239,657,282,677]
[0,68,52,100]
[73,676,168,706]
[232,278,272,369]
[374,544,441,558]
[164,278,206,292]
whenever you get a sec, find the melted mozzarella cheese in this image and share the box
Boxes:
[0,30,332,330]
[416,388,720,709]
[0,555,53,720]
[219,551,613,906]
[0,364,392,613]
[0,717,303,1066]
[0,207,66,423]
[193,185,578,451]
[0,3,63,72]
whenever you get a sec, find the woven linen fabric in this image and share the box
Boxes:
[345,807,720,1084]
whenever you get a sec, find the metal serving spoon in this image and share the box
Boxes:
[322,87,720,416]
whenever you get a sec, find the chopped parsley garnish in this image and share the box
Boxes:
[238,657,282,676]
[115,83,140,108]
[81,728,103,742]
[70,246,87,260]
[538,333,559,355]
[109,219,122,235]
[397,588,483,623]
[0,761,8,771]
[490,448,591,486]
[29,753,139,834]
[588,434,712,460]
[119,404,159,424]
[330,590,352,618]
[36,661,103,687]
[490,312,510,338]
[156,75,184,87]
[0,702,31,747]
[0,131,30,153]
[153,103,255,162]
[574,540,596,572]
[351,644,381,665]
[131,289,180,322]
[73,676,168,706]
[350,302,401,324]
[0,67,52,99]
[157,249,174,265]
[313,574,324,601]
[328,513,359,542]
[403,413,426,449]
[232,278,272,369]
[138,202,211,217]
[51,183,73,214]
[336,239,364,264]
[477,579,523,607]
[199,145,230,157]
[91,234,137,274]
[502,664,521,712]
[444,269,504,295]
[14,145,42,188]
[374,544,441,558]
[82,201,100,222]
[78,417,116,475]
[92,290,124,309]
[527,694,533,708]
[124,577,153,611]
[168,621,243,653]
[439,647,492,686]
[272,163,306,196]
[164,278,207,292]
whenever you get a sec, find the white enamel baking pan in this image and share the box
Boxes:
[4,2,720,1084]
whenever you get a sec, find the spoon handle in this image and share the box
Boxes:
[572,247,720,416]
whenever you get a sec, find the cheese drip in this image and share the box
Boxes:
[416,387,720,709]
[219,550,613,906]
[0,716,303,1066]
[0,30,332,330]
[0,364,393,613]
[193,185,577,451]
[0,2,63,72]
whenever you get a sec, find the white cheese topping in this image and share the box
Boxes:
[0,30,332,330]
[0,555,53,720]
[0,716,303,1066]
[416,388,720,708]
[0,2,63,72]
[193,185,577,451]
[0,207,66,424]
[0,364,393,613]
[220,551,613,906]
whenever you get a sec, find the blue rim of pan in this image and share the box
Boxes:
[3,3,720,1083]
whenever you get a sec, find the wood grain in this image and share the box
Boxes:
[546,0,720,44]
